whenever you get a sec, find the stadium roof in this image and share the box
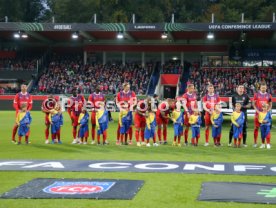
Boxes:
[0,22,275,52]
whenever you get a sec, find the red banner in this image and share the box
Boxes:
[0,51,16,58]
[160,74,180,85]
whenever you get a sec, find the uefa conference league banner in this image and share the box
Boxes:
[0,22,275,32]
[0,160,276,176]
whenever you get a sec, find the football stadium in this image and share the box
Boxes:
[0,1,276,207]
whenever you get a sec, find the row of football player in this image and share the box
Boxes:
[11,82,273,148]
[14,101,272,149]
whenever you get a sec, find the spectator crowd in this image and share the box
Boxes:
[189,66,276,96]
[0,58,36,71]
[0,86,19,94]
[161,61,183,74]
[1,56,275,98]
[36,61,153,95]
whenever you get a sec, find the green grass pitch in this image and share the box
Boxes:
[0,111,275,208]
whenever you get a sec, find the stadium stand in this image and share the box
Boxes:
[161,61,183,74]
[188,66,276,96]
[1,54,275,98]
[34,61,153,95]
[0,58,36,71]
[0,57,38,94]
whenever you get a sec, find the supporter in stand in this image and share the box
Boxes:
[189,66,275,96]
[0,58,36,70]
[36,62,152,95]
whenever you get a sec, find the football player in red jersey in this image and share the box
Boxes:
[41,94,58,144]
[67,88,86,144]
[12,84,33,143]
[116,83,137,145]
[202,84,221,146]
[156,98,175,144]
[88,86,105,144]
[182,84,198,146]
[134,99,147,146]
[252,83,272,147]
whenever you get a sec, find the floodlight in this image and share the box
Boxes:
[207,32,214,39]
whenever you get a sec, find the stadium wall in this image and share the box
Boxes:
[0,70,35,80]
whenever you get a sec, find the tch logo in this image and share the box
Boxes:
[43,181,115,195]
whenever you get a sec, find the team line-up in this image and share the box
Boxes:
[12,82,273,149]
